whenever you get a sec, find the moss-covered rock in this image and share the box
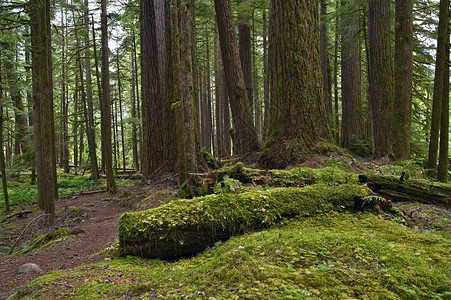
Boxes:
[119,184,369,259]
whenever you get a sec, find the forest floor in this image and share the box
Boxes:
[0,154,450,299]
[0,174,178,300]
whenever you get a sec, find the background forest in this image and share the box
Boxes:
[0,0,450,298]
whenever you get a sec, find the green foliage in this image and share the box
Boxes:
[14,213,451,299]
[24,228,74,253]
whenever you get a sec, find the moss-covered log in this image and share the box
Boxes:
[359,175,451,207]
[119,184,368,259]
[208,162,358,189]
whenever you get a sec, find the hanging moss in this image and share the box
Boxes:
[119,184,369,259]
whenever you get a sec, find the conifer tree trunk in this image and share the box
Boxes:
[427,0,450,171]
[237,0,253,120]
[73,76,79,168]
[25,42,36,185]
[141,0,164,177]
[262,9,270,141]
[259,0,331,169]
[214,0,259,155]
[181,0,198,196]
[84,0,100,181]
[30,0,57,224]
[369,0,393,158]
[392,0,413,161]
[130,50,139,171]
[100,0,117,193]
[437,24,449,183]
[60,4,69,173]
[116,57,126,173]
[0,56,9,212]
[320,0,331,115]
[206,29,213,154]
[333,0,340,144]
[341,0,362,149]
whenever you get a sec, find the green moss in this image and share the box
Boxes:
[215,163,359,188]
[118,184,369,258]
[15,213,451,299]
[202,151,222,170]
[24,227,74,253]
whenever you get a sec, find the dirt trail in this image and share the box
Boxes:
[0,187,130,299]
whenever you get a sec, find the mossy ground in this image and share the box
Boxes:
[13,212,451,299]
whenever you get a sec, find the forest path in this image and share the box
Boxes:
[0,186,132,299]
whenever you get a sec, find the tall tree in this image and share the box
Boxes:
[0,54,9,212]
[214,0,259,155]
[237,0,253,119]
[30,0,57,223]
[259,0,331,168]
[84,0,100,181]
[100,0,117,193]
[141,0,164,177]
[369,0,393,158]
[426,0,449,171]
[320,0,331,115]
[392,0,413,161]
[181,0,198,196]
[341,0,362,149]
[437,23,449,183]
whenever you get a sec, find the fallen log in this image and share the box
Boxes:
[119,184,369,259]
[204,162,359,191]
[359,174,451,208]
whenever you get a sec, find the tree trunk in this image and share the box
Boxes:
[392,0,413,161]
[130,50,139,171]
[214,25,223,158]
[369,0,393,158]
[426,0,450,171]
[214,0,259,155]
[262,9,270,142]
[237,0,253,120]
[84,0,100,181]
[259,0,331,169]
[180,0,198,196]
[0,55,9,212]
[73,76,79,168]
[100,0,117,193]
[206,29,213,154]
[341,0,362,149]
[30,0,57,224]
[116,56,126,173]
[437,24,449,183]
[141,0,164,177]
[320,0,331,115]
[333,0,340,144]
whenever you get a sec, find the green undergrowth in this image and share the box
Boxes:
[0,175,135,210]
[119,184,370,258]
[13,212,451,299]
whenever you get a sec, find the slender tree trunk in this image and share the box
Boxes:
[73,76,79,168]
[259,0,331,168]
[392,0,413,161]
[437,24,449,183]
[427,0,450,171]
[253,12,261,143]
[181,0,198,196]
[237,0,253,120]
[100,0,117,193]
[84,0,100,181]
[262,9,270,142]
[206,29,213,154]
[30,0,57,224]
[92,16,105,174]
[116,57,126,173]
[214,0,259,155]
[320,0,331,115]
[369,0,393,158]
[60,4,69,172]
[141,0,164,177]
[131,51,139,171]
[214,25,223,158]
[132,29,142,172]
[0,56,9,212]
[25,40,36,185]
[341,0,362,149]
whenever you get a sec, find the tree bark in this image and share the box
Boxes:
[259,0,331,169]
[341,0,362,149]
[392,0,413,161]
[214,0,259,155]
[320,0,331,115]
[30,0,57,224]
[437,23,449,183]
[262,9,270,142]
[426,0,450,171]
[141,0,164,177]
[0,55,9,212]
[369,0,393,158]
[100,0,117,193]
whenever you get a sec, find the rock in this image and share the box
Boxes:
[16,263,42,274]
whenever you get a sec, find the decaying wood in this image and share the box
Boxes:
[359,174,451,208]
